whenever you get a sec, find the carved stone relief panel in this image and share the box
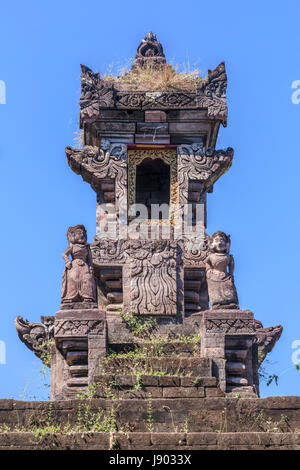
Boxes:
[130,240,178,316]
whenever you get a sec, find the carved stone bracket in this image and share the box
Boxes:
[66,142,127,191]
[254,321,283,365]
[66,142,127,229]
[177,145,233,206]
[15,315,54,361]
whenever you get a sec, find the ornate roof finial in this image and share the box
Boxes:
[133,31,166,68]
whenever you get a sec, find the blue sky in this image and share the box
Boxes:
[0,0,300,399]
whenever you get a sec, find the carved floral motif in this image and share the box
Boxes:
[54,319,104,337]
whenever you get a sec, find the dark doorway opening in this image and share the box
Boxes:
[135,158,170,219]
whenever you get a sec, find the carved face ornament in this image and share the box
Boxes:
[67,226,87,245]
[211,233,228,254]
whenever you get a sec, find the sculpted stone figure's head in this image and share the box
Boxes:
[210,231,230,254]
[67,225,87,245]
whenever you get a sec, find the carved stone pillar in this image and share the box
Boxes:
[200,310,258,394]
[52,309,106,399]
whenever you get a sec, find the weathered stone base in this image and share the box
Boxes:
[1,432,300,450]
[1,396,300,437]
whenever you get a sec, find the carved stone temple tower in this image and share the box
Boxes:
[15,33,283,401]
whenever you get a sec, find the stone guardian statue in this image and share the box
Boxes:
[206,231,239,309]
[61,225,97,306]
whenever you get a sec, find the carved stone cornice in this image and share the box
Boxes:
[79,62,227,125]
[177,145,233,206]
[15,316,54,362]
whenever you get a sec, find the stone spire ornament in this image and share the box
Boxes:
[133,31,167,68]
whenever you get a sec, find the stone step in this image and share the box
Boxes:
[127,341,201,356]
[94,374,217,388]
[92,374,221,399]
[98,356,212,377]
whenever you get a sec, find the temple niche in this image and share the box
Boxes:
[15,32,283,401]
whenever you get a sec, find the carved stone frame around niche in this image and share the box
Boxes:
[127,149,178,225]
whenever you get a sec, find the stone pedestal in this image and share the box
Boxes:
[200,310,258,394]
[51,309,106,399]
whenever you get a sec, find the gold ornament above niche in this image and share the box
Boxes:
[128,149,178,225]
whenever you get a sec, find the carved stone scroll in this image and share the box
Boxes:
[196,62,228,125]
[15,316,54,362]
[66,142,127,193]
[130,240,178,315]
[254,321,283,365]
[79,64,115,123]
